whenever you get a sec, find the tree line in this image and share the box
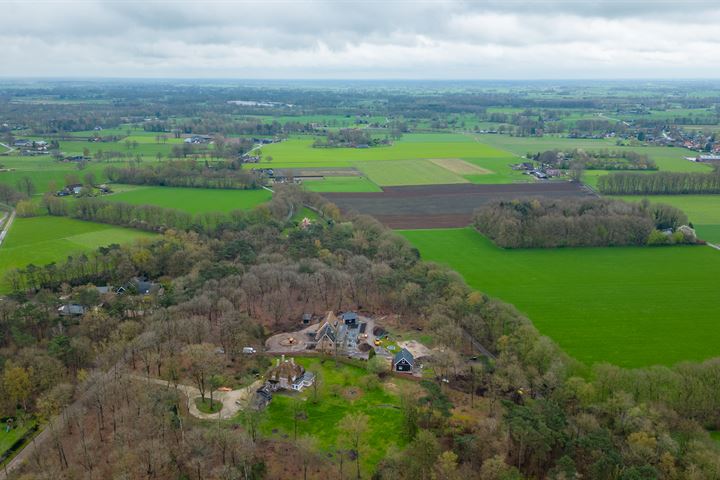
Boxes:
[598,169,720,194]
[473,198,694,248]
[104,159,266,190]
[532,149,658,171]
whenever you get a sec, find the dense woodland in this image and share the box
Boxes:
[473,198,694,248]
[104,159,266,190]
[598,170,720,195]
[0,187,717,479]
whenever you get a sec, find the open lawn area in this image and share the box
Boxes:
[399,228,720,368]
[0,216,155,290]
[256,357,413,473]
[106,186,272,214]
[0,419,36,461]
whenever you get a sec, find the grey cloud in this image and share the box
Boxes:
[2,0,720,78]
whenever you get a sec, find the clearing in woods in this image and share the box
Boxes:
[399,227,720,368]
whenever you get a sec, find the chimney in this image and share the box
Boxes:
[276,358,280,366]
[290,357,294,365]
[281,354,285,363]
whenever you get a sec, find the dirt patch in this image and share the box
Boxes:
[398,340,433,359]
[342,386,364,401]
[430,158,493,175]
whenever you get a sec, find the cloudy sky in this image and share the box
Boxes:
[3,0,720,79]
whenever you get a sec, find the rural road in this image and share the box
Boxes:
[0,143,15,154]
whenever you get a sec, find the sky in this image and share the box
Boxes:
[2,0,720,79]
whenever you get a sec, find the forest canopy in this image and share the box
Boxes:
[473,198,694,248]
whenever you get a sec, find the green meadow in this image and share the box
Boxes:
[257,357,409,473]
[0,216,155,289]
[258,134,515,167]
[302,176,382,192]
[107,186,272,214]
[615,194,720,244]
[257,133,524,187]
[0,156,108,194]
[400,228,720,368]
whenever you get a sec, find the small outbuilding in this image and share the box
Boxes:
[341,311,358,327]
[393,348,414,373]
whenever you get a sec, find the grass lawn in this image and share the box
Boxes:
[0,216,155,290]
[0,419,36,460]
[613,195,720,244]
[195,398,222,414]
[256,357,410,473]
[107,186,272,214]
[399,228,720,368]
[303,176,382,192]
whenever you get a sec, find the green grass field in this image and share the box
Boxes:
[107,186,272,214]
[257,357,408,473]
[258,134,515,166]
[0,419,36,461]
[357,159,469,186]
[302,176,382,192]
[0,156,108,194]
[400,228,720,368]
[614,195,720,244]
[0,216,155,290]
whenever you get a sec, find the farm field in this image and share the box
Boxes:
[0,156,108,194]
[357,159,469,186]
[477,134,714,173]
[399,227,720,368]
[256,357,411,474]
[302,176,382,192]
[323,182,591,229]
[615,194,720,244]
[258,134,516,166]
[0,216,155,289]
[106,186,272,214]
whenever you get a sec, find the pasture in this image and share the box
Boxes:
[615,194,720,244]
[107,186,272,214]
[303,176,382,192]
[400,228,720,368]
[257,134,525,187]
[257,357,411,473]
[0,216,155,289]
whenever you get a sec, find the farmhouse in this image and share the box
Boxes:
[267,355,315,392]
[393,348,414,373]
